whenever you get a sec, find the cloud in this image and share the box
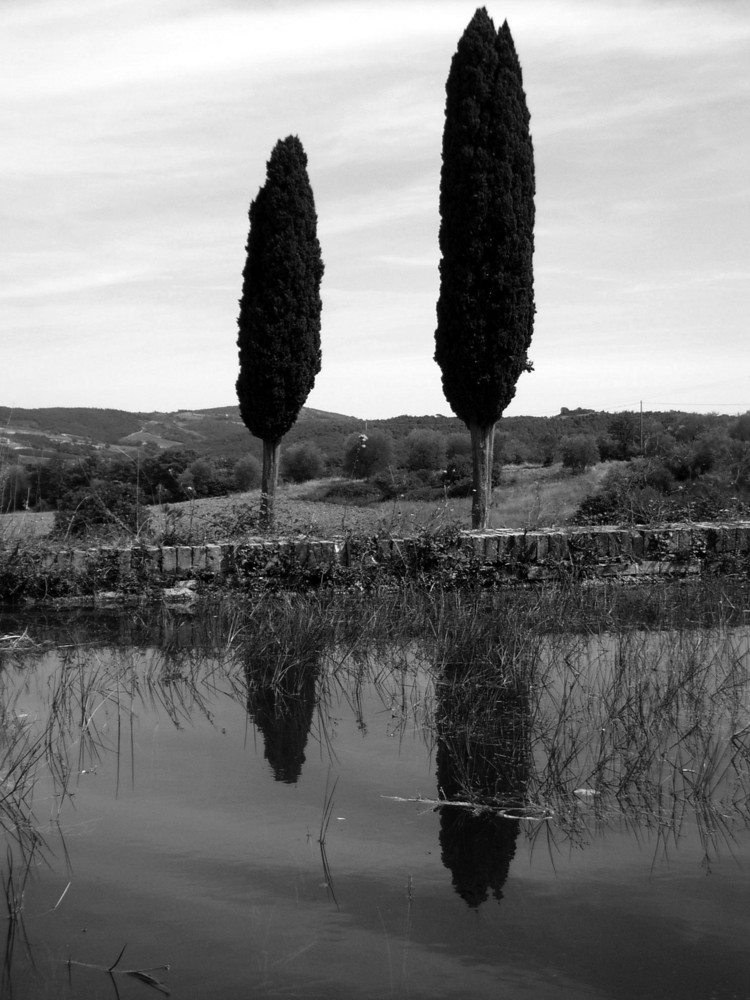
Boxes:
[1,0,748,416]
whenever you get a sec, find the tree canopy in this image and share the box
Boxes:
[435,8,535,428]
[236,135,324,446]
[434,8,535,527]
[236,135,324,525]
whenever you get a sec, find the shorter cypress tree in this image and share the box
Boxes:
[236,136,324,527]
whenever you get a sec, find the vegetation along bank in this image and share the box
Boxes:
[2,522,750,604]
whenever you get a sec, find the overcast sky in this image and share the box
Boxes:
[2,0,749,420]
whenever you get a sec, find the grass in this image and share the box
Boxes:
[0,463,614,550]
[2,580,750,986]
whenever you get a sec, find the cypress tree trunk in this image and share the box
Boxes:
[469,422,495,530]
[260,439,281,529]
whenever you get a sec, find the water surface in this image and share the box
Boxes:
[1,602,749,999]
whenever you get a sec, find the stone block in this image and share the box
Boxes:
[118,549,132,575]
[161,547,177,575]
[202,545,223,576]
[466,534,485,558]
[55,550,72,572]
[480,534,497,562]
[736,524,750,554]
[534,533,548,562]
[190,547,207,573]
[546,532,567,562]
[293,540,310,566]
[595,531,611,558]
[493,534,509,561]
[630,531,645,559]
[71,549,88,572]
[176,546,193,573]
[514,534,532,562]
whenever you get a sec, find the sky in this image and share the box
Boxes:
[2,0,749,420]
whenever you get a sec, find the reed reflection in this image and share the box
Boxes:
[435,665,530,908]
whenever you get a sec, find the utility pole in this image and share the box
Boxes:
[640,400,644,454]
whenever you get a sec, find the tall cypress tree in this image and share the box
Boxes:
[435,9,535,529]
[236,136,324,528]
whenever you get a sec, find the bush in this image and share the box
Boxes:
[446,433,472,460]
[313,480,383,505]
[607,413,639,459]
[281,442,325,483]
[141,448,199,503]
[342,430,395,478]
[573,459,750,526]
[560,435,599,474]
[495,433,530,465]
[402,429,446,472]
[372,469,441,500]
[234,455,262,491]
[665,433,728,483]
[55,482,147,539]
[1,464,30,512]
[730,412,750,443]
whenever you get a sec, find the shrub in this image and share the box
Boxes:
[573,459,750,526]
[234,455,262,491]
[1,464,30,512]
[665,432,728,483]
[560,435,599,474]
[313,480,383,505]
[402,429,446,472]
[54,482,147,539]
[446,433,472,460]
[607,413,639,459]
[342,430,395,478]
[372,469,442,500]
[730,412,750,443]
[495,433,530,465]
[281,442,325,483]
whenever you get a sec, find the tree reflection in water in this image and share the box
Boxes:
[244,646,321,784]
[435,665,531,908]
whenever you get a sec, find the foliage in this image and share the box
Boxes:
[54,482,147,539]
[177,457,233,498]
[140,448,200,503]
[309,479,384,506]
[342,431,395,479]
[0,466,30,513]
[730,411,750,442]
[573,459,750,526]
[434,10,534,528]
[233,455,262,491]
[236,136,323,444]
[560,435,600,474]
[281,442,325,483]
[607,413,639,459]
[402,429,446,472]
[235,135,324,527]
[435,10,535,427]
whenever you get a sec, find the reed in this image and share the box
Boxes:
[1,580,749,987]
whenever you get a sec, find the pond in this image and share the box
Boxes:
[2,591,750,999]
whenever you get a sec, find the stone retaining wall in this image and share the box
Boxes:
[28,522,750,595]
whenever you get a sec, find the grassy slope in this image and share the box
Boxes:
[0,463,609,545]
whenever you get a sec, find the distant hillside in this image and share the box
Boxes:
[0,404,371,465]
[1,402,744,471]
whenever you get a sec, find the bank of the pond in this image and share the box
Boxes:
[2,522,750,604]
